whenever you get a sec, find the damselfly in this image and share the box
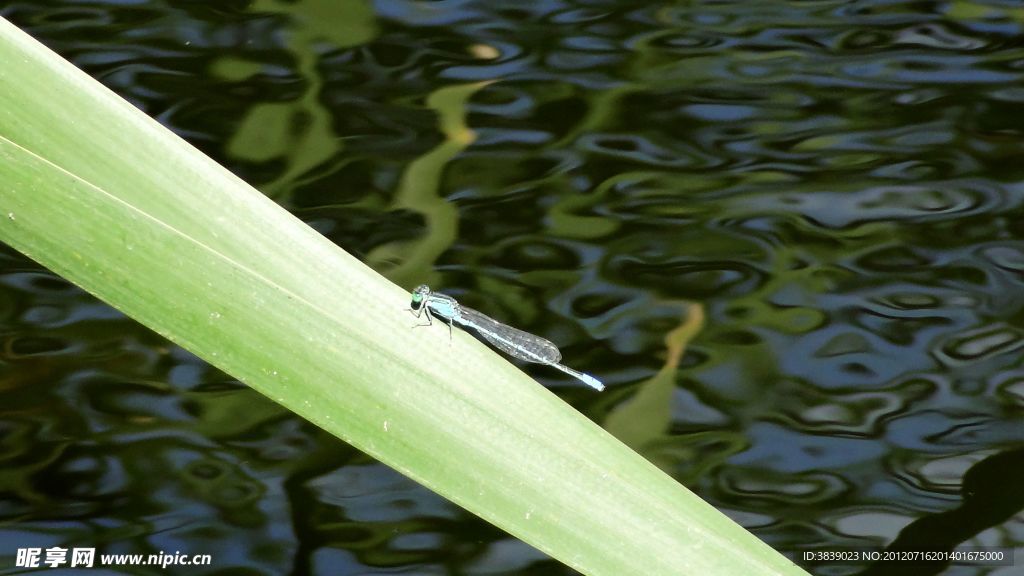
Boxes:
[408,285,604,391]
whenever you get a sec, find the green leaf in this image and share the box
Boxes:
[0,17,807,576]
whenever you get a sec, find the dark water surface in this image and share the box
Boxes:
[3,1,1024,574]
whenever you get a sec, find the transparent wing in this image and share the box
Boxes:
[458,306,562,364]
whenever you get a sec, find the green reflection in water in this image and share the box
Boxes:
[367,81,491,288]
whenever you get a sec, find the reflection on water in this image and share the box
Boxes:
[3,0,1024,574]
